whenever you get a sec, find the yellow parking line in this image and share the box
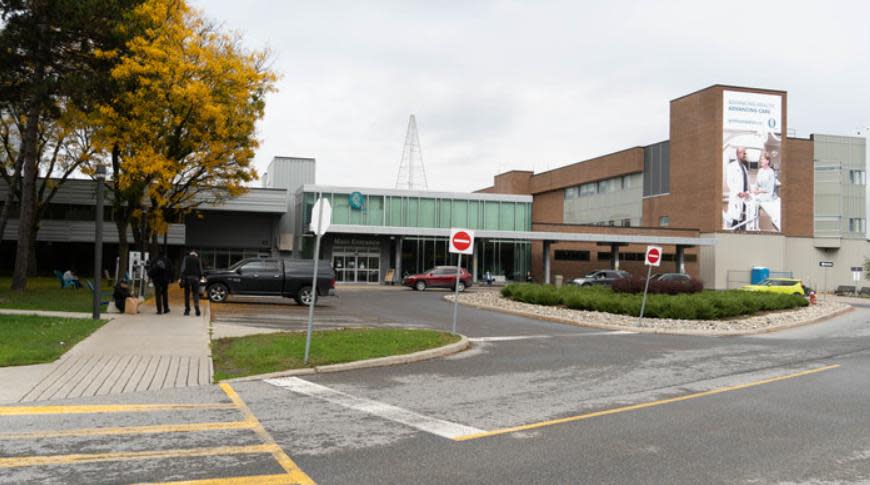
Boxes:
[0,420,256,440]
[0,443,276,468]
[454,364,841,442]
[220,383,316,485]
[136,473,300,485]
[0,403,235,416]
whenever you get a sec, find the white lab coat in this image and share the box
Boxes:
[725,160,748,225]
[754,167,781,230]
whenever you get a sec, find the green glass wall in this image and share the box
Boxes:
[303,191,532,232]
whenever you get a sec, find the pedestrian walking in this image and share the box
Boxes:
[148,253,173,314]
[180,250,203,316]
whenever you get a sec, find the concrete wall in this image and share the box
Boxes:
[700,232,870,291]
[563,173,642,226]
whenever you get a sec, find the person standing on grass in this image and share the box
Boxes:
[148,253,173,315]
[180,250,202,316]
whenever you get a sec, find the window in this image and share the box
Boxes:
[565,187,578,199]
[622,174,633,190]
[659,216,669,227]
[579,182,597,197]
[643,141,670,196]
[850,170,866,185]
[621,218,631,227]
[607,220,615,226]
[554,250,590,261]
[849,218,865,233]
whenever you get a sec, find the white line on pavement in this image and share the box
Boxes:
[468,331,636,342]
[265,377,484,440]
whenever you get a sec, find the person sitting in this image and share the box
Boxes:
[63,270,82,288]
[113,280,130,313]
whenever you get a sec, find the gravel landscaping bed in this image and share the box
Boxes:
[449,291,852,336]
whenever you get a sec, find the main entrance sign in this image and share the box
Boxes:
[449,228,474,255]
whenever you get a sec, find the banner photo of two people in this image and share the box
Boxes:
[722,90,783,232]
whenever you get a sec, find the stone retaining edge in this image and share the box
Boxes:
[222,334,470,383]
[447,295,855,337]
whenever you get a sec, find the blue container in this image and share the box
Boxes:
[750,267,770,285]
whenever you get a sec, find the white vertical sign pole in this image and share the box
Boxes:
[304,197,326,366]
[452,254,462,335]
[638,265,652,328]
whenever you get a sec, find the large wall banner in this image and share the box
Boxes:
[722,90,783,232]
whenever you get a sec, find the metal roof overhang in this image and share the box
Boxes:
[326,224,716,247]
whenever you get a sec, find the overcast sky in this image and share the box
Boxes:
[193,0,870,192]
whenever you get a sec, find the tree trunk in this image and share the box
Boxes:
[115,213,129,281]
[10,103,41,291]
[27,222,38,276]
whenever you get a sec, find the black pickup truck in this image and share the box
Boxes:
[203,257,336,305]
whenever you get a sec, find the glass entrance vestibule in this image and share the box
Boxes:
[333,251,380,283]
[398,236,531,282]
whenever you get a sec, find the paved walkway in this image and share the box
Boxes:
[0,288,211,403]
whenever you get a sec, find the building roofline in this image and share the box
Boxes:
[300,184,533,203]
[670,84,787,103]
[530,146,645,178]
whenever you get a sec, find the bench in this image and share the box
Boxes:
[859,287,870,298]
[834,285,856,296]
[86,280,112,306]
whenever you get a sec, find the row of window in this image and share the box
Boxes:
[849,218,865,233]
[554,250,697,263]
[565,174,635,200]
[302,192,532,232]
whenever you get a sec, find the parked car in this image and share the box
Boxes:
[203,257,336,304]
[740,278,808,296]
[570,270,630,287]
[403,266,473,292]
[651,273,692,283]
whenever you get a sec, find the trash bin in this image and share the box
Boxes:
[750,267,769,285]
[554,275,563,288]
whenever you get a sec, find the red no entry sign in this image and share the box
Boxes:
[449,228,475,255]
[645,246,662,267]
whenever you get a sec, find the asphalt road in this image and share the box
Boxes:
[2,289,870,484]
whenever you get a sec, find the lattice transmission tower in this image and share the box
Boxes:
[394,114,429,191]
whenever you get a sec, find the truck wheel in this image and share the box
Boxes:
[296,286,316,305]
[415,281,426,291]
[454,281,466,292]
[208,283,228,303]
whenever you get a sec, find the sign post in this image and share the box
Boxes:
[448,228,474,335]
[638,246,662,327]
[819,261,833,299]
[304,197,332,366]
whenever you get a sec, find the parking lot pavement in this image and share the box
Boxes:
[0,384,314,484]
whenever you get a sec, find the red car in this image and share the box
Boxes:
[403,266,473,292]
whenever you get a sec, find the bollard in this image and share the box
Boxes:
[554,275,563,288]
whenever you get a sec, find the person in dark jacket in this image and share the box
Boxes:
[148,254,173,314]
[180,250,202,316]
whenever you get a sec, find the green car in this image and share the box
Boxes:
[741,278,808,296]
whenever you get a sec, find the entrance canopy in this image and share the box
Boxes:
[324,224,717,247]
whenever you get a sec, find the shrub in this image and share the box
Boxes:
[612,276,704,295]
[501,283,807,320]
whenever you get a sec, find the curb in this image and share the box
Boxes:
[447,295,855,337]
[221,334,470,383]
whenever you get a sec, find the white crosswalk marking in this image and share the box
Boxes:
[266,377,484,439]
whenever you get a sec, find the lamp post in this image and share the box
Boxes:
[92,164,106,320]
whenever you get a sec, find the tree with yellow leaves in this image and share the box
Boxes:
[94,0,276,269]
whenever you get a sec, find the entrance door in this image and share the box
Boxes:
[332,251,380,283]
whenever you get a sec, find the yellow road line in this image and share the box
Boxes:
[0,420,255,440]
[0,444,277,468]
[0,403,235,416]
[136,473,300,485]
[220,383,316,485]
[454,364,841,441]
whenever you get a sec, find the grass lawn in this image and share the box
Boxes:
[0,314,106,367]
[0,277,109,313]
[211,328,461,381]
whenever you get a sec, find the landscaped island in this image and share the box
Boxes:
[501,283,808,320]
[211,328,461,381]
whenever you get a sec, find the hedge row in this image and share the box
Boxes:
[611,276,704,295]
[500,283,808,320]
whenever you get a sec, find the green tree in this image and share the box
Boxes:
[0,0,143,289]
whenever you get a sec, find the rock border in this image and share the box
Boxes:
[447,293,853,337]
[221,333,469,383]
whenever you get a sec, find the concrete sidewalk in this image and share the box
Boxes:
[0,293,212,404]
